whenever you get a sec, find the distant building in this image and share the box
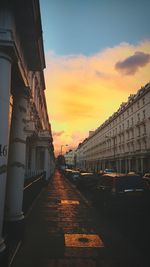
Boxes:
[0,0,55,262]
[64,149,76,168]
[76,82,150,174]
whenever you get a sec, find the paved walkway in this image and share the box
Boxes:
[11,170,144,267]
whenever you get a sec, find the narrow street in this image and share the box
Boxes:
[11,170,147,267]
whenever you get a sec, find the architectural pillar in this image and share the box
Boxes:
[116,160,119,172]
[0,53,12,259]
[31,146,36,174]
[128,158,131,172]
[5,89,27,240]
[136,158,139,173]
[119,159,122,173]
[103,160,105,170]
[44,147,50,180]
[140,158,144,175]
[125,158,128,173]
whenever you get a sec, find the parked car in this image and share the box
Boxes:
[103,168,116,174]
[92,172,144,214]
[143,172,150,180]
[77,172,98,190]
[127,171,138,176]
[68,170,80,184]
[142,173,150,209]
[64,168,74,179]
[143,173,150,196]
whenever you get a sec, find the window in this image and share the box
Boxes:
[143,97,145,105]
[36,147,45,170]
[137,113,140,122]
[137,140,141,151]
[143,124,146,134]
[137,101,140,109]
[131,129,134,138]
[131,117,133,126]
[143,110,145,119]
[128,143,130,152]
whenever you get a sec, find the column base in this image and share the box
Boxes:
[4,217,25,241]
[0,239,8,267]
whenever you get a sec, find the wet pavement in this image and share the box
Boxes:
[11,170,147,267]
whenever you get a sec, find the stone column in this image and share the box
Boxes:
[116,160,119,172]
[0,53,12,258]
[5,89,28,240]
[128,158,131,172]
[125,158,128,173]
[31,146,36,175]
[119,159,122,173]
[140,158,144,175]
[136,158,139,173]
[44,147,50,180]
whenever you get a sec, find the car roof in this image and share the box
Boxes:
[102,172,142,178]
[80,172,93,176]
[143,173,150,177]
[102,173,127,178]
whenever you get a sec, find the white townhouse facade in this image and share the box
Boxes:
[0,0,55,262]
[64,149,76,168]
[76,82,150,174]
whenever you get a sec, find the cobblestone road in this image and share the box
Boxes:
[11,170,145,267]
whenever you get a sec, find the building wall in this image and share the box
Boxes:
[0,0,55,259]
[76,83,150,174]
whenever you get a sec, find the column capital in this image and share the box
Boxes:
[0,52,12,63]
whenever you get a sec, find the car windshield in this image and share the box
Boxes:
[104,169,115,173]
[116,175,143,191]
[72,172,80,176]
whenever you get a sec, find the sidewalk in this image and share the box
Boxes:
[11,170,143,267]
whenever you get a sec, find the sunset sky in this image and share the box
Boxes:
[40,0,150,156]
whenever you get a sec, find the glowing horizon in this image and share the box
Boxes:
[44,41,150,156]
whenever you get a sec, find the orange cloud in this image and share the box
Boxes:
[45,40,150,156]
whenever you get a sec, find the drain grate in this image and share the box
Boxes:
[64,234,104,248]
